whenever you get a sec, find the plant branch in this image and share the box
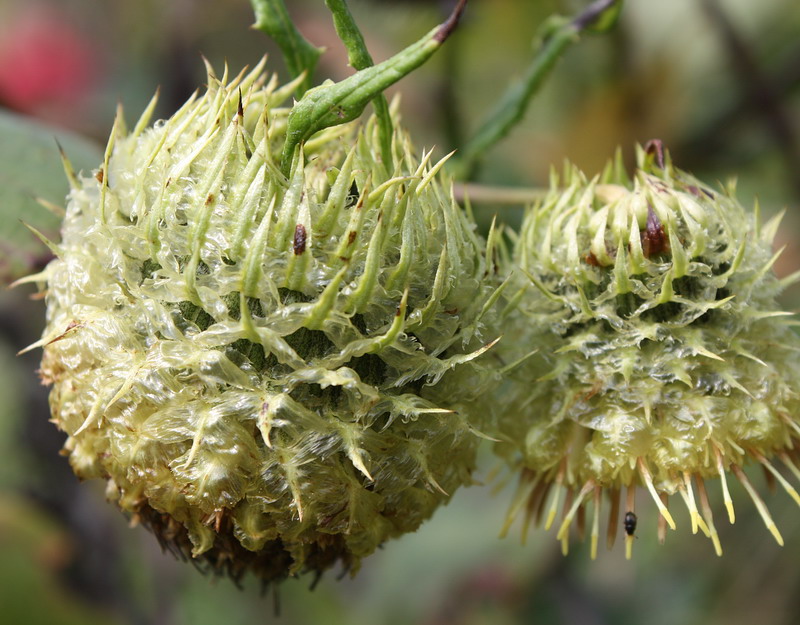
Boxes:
[452,182,547,206]
[280,0,468,174]
[324,0,394,170]
[250,0,324,97]
[454,0,622,180]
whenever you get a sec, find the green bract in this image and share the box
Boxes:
[497,146,800,558]
[37,61,500,583]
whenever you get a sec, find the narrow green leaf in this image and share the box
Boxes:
[250,0,324,96]
[455,0,623,180]
[281,0,468,173]
[0,110,102,284]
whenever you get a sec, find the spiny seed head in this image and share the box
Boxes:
[496,144,800,558]
[37,60,500,584]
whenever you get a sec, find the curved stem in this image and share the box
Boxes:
[280,0,468,174]
[250,0,323,97]
[452,182,547,206]
[454,0,622,180]
[324,0,393,170]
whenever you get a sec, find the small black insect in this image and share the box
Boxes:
[624,511,638,536]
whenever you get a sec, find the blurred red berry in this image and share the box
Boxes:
[0,6,98,114]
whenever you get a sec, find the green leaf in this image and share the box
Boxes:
[0,109,103,284]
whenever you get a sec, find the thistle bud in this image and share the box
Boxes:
[497,144,800,558]
[36,61,500,583]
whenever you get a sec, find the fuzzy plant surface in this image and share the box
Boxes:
[32,60,502,584]
[495,144,800,558]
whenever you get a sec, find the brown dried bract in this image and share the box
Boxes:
[136,502,352,587]
[686,184,715,200]
[641,205,669,258]
[644,139,665,169]
[293,224,307,255]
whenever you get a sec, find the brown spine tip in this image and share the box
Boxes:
[584,251,601,266]
[644,139,665,169]
[293,224,307,255]
[607,488,621,550]
[641,205,668,258]
[572,0,618,31]
[434,0,468,43]
[686,184,715,200]
[576,502,586,541]
[95,169,104,184]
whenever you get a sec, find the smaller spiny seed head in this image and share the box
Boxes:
[495,144,800,558]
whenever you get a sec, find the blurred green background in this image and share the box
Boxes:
[1,0,800,623]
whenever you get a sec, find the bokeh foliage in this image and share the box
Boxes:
[1,0,799,623]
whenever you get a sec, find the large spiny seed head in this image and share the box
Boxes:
[38,61,500,584]
[496,143,800,558]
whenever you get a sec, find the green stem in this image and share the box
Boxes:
[250,0,324,96]
[454,0,622,180]
[280,0,468,174]
[452,182,548,205]
[324,0,394,170]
